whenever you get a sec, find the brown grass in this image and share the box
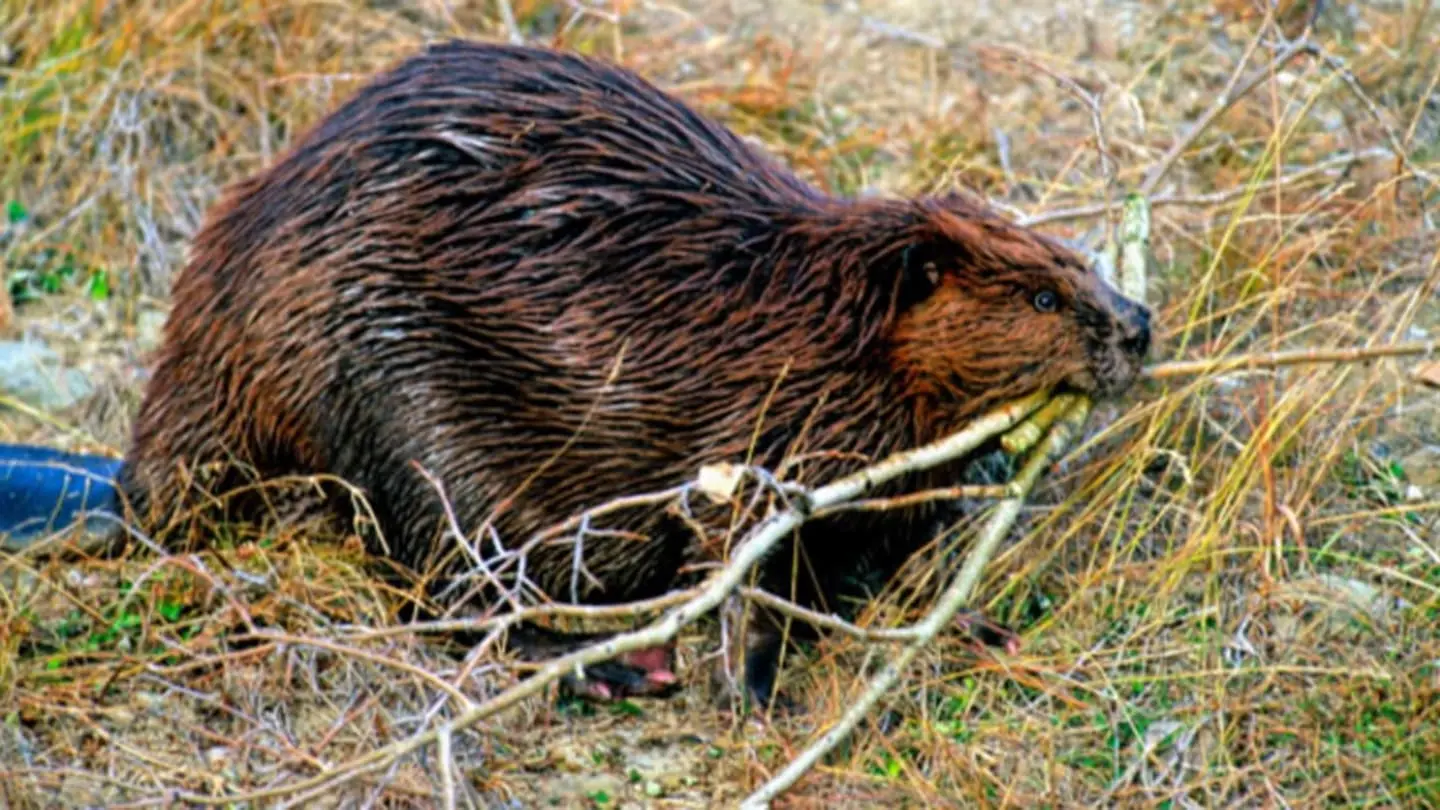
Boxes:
[2,0,1438,807]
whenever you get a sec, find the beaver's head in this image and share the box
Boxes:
[885,197,1151,421]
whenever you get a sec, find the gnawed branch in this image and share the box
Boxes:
[741,396,1096,808]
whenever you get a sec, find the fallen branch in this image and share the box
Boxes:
[741,395,1096,808]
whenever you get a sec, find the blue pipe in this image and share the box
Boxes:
[0,443,124,548]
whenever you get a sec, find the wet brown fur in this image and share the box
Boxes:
[115,40,1151,703]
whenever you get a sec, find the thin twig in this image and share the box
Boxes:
[438,726,456,810]
[995,46,1118,229]
[860,17,944,50]
[738,587,922,643]
[335,589,699,640]
[1013,148,1390,226]
[496,484,691,575]
[239,631,474,710]
[1145,341,1436,381]
[494,0,524,44]
[1138,34,1313,196]
[1301,39,1438,191]
[810,484,1013,517]
[414,464,527,613]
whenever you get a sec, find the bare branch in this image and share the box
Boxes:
[741,396,1096,808]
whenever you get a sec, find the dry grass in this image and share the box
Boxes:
[2,0,1439,807]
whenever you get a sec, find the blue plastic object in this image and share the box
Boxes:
[0,443,123,547]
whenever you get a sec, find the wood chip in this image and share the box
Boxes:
[1412,361,1440,389]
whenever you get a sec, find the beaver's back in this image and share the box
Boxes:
[178,39,829,326]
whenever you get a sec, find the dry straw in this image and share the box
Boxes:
[3,3,1437,806]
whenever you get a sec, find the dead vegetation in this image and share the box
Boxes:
[1,0,1438,807]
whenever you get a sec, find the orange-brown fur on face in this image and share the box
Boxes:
[114,40,1152,706]
[890,201,1150,436]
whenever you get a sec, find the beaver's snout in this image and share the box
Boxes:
[1117,296,1152,360]
[1065,288,1153,399]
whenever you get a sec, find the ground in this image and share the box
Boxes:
[1,0,1438,807]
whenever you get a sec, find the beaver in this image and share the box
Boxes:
[45,39,1150,705]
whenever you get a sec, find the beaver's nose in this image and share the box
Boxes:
[1120,304,1152,358]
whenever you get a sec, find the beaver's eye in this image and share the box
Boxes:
[923,261,939,286]
[1033,290,1059,313]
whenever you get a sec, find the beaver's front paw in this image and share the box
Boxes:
[954,608,1022,656]
[559,645,680,701]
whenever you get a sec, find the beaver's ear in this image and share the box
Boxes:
[888,210,975,309]
[867,199,987,309]
[896,241,944,303]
